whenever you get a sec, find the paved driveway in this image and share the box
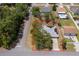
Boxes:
[52,38,60,51]
[74,42,79,52]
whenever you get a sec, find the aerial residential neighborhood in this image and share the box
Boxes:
[0,3,79,56]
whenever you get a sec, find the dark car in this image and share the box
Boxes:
[18,32,23,39]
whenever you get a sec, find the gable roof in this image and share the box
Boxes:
[63,26,77,34]
[43,25,59,37]
[70,6,79,14]
[57,6,66,13]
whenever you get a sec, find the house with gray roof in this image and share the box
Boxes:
[42,25,59,38]
[70,6,79,15]
[40,7,52,13]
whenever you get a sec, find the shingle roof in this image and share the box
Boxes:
[43,25,59,37]
[57,6,66,13]
[64,26,77,34]
[70,6,79,14]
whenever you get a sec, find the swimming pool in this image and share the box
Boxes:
[58,13,67,18]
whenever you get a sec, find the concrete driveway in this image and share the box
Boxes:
[52,38,60,51]
[74,42,79,52]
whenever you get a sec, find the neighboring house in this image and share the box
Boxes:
[40,6,52,13]
[63,26,77,36]
[32,3,48,7]
[43,25,59,38]
[57,6,67,18]
[70,6,79,15]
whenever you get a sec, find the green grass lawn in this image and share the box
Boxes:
[66,43,75,51]
[74,3,79,5]
[73,15,79,18]
[60,19,75,26]
[64,38,74,42]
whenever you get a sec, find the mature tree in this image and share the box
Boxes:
[52,3,57,11]
[0,3,29,49]
[1,34,10,49]
[32,7,40,16]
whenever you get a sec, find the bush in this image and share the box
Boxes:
[0,4,29,49]
[32,7,40,17]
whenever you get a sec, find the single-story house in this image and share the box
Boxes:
[40,6,52,13]
[63,26,77,36]
[42,25,59,38]
[70,6,79,15]
[57,6,67,18]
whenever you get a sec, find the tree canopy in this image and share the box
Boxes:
[0,3,29,49]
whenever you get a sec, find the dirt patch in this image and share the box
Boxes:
[0,47,7,52]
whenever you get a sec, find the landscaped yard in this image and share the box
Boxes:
[64,38,74,42]
[60,19,75,26]
[63,38,75,51]
[30,16,53,50]
[66,43,75,51]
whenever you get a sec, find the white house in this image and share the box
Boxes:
[57,6,67,18]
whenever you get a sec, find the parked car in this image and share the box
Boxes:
[18,32,23,39]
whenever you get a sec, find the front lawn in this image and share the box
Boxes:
[63,38,75,51]
[64,38,74,42]
[66,43,75,51]
[60,19,75,26]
